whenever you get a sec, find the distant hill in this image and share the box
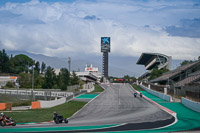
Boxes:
[7,51,182,77]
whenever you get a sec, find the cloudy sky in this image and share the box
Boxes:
[0,0,200,60]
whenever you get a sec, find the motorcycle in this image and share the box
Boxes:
[53,115,68,124]
[134,92,137,98]
[140,93,143,98]
[0,116,16,127]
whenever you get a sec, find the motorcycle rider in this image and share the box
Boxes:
[53,112,62,119]
[134,92,137,97]
[53,112,58,117]
[140,92,143,98]
[1,113,9,122]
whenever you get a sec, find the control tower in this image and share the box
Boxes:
[101,37,110,78]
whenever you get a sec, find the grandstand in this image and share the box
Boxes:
[137,53,172,80]
[137,53,200,101]
[150,60,200,85]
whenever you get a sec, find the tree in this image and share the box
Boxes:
[10,54,34,74]
[123,75,130,83]
[41,62,46,74]
[0,49,10,73]
[18,72,32,88]
[149,67,169,80]
[43,66,56,89]
[34,76,45,89]
[5,81,15,88]
[180,60,194,66]
[35,61,40,74]
[71,71,79,85]
[58,68,70,91]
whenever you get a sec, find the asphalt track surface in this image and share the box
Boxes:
[1,83,175,132]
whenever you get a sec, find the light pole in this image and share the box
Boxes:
[32,66,34,90]
[31,65,35,101]
[68,57,71,72]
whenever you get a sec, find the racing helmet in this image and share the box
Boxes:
[1,112,4,116]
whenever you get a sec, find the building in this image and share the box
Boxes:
[136,53,172,80]
[137,53,172,71]
[75,64,101,83]
[150,60,200,85]
[55,64,101,83]
[0,76,18,88]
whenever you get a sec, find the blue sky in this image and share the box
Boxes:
[0,0,200,60]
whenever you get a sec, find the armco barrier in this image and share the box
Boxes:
[182,97,200,112]
[140,85,172,102]
[39,97,66,108]
[31,101,41,109]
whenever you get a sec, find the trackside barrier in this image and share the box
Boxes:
[0,103,6,110]
[182,97,200,112]
[31,101,41,109]
[81,83,94,93]
[0,103,12,110]
[140,85,172,102]
[39,98,66,108]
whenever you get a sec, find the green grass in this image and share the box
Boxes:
[132,84,144,91]
[90,84,104,93]
[1,101,87,123]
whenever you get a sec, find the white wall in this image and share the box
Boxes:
[140,85,172,102]
[82,83,94,93]
[40,97,66,108]
[182,97,200,112]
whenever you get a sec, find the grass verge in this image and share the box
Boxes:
[90,84,104,93]
[132,84,144,91]
[1,100,87,123]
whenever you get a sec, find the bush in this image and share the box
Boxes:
[12,100,32,107]
[5,81,15,88]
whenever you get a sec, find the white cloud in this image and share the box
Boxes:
[0,0,200,60]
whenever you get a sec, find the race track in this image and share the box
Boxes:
[0,83,175,132]
[69,83,173,126]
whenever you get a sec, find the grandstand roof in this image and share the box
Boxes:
[151,61,200,83]
[136,53,168,65]
[136,53,171,71]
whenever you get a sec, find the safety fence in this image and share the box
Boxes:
[0,89,73,98]
[142,82,165,93]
